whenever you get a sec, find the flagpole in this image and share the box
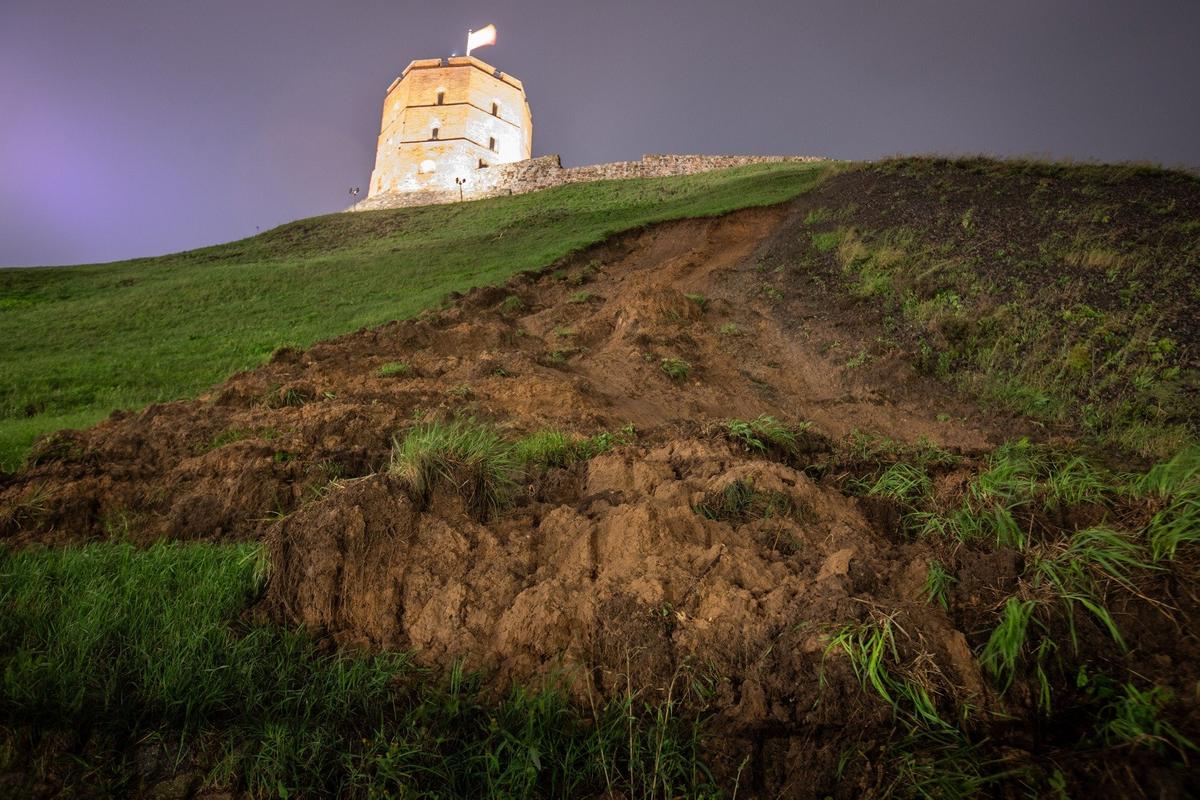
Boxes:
[466,28,472,57]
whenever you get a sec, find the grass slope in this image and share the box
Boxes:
[0,162,828,470]
[784,158,1200,457]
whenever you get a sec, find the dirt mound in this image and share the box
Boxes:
[266,438,994,796]
[269,438,968,693]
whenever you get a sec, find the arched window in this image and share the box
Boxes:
[431,127,439,140]
[488,136,496,152]
[491,102,498,116]
[437,90,445,105]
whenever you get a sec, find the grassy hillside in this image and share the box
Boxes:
[777,158,1200,457]
[0,162,829,470]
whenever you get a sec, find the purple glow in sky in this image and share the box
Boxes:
[2,0,1198,267]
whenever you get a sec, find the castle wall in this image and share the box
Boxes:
[351,153,824,212]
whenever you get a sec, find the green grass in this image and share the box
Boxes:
[811,230,843,253]
[499,294,526,315]
[797,158,1200,458]
[1133,445,1200,561]
[862,462,933,504]
[886,730,1024,799]
[977,526,1157,712]
[660,358,692,381]
[978,597,1043,695]
[1098,683,1197,758]
[922,560,955,610]
[514,429,580,470]
[199,425,278,453]
[388,419,518,519]
[692,479,797,525]
[824,614,952,731]
[837,429,957,471]
[512,425,637,473]
[830,440,1193,719]
[907,438,1117,549]
[724,414,805,457]
[0,541,717,798]
[0,162,830,471]
[376,361,411,377]
[390,422,639,516]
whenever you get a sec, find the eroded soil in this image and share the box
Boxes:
[2,200,1196,797]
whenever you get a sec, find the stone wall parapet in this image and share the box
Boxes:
[349,153,823,212]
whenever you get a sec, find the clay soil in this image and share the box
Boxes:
[2,200,1196,798]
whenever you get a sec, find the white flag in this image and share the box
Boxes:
[466,24,497,56]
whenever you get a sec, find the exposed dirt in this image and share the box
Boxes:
[0,205,1007,547]
[2,196,1197,797]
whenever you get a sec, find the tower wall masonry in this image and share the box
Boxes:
[368,56,532,197]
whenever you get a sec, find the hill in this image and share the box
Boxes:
[1,158,1199,799]
[0,162,828,471]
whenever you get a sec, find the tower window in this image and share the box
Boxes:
[491,102,498,116]
[431,127,439,140]
[478,159,489,169]
[488,136,496,152]
[437,91,445,105]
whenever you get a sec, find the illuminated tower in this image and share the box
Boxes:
[366,56,532,197]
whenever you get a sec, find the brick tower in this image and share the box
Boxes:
[366,56,532,198]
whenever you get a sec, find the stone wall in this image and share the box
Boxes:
[349,153,823,212]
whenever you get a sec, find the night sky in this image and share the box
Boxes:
[3,0,1198,267]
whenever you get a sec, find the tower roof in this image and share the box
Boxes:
[385,56,525,94]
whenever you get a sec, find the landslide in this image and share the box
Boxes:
[0,203,1001,546]
[3,159,1199,798]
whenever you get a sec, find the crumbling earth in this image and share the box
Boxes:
[2,202,1195,797]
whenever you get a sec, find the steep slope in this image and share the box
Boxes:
[1,207,1001,545]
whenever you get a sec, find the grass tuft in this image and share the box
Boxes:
[724,415,807,457]
[922,561,955,610]
[1135,446,1200,561]
[388,419,518,519]
[980,525,1156,711]
[376,361,411,378]
[979,597,1043,695]
[824,614,953,731]
[659,358,691,381]
[863,462,932,504]
[499,295,525,315]
[1098,683,1197,759]
[693,479,797,524]
[514,430,579,470]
